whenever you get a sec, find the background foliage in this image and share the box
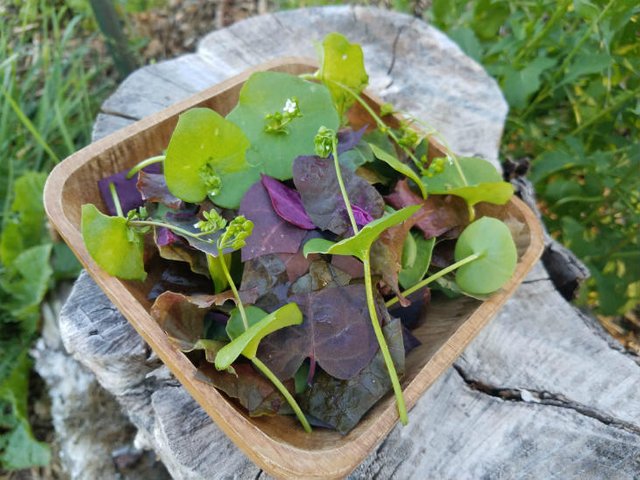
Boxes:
[0,0,638,473]
[0,0,110,470]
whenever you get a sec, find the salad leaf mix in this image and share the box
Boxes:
[81,33,518,434]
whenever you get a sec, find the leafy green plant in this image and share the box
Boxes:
[426,0,640,315]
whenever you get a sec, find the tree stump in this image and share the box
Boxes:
[48,6,640,479]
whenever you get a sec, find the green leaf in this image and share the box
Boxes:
[81,204,146,281]
[317,32,369,117]
[340,141,373,170]
[471,0,510,40]
[369,143,427,198]
[206,253,231,293]
[51,242,82,281]
[164,108,250,203]
[0,172,48,266]
[303,205,421,261]
[215,303,303,369]
[454,217,517,295]
[210,168,260,210]
[501,57,556,109]
[560,53,612,86]
[448,27,483,62]
[0,244,52,320]
[226,70,339,181]
[0,355,50,470]
[225,305,268,340]
[422,157,514,207]
[399,235,435,290]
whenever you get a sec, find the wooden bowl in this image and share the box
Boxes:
[44,58,544,479]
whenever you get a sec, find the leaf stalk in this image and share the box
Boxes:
[332,135,359,235]
[126,155,166,179]
[386,252,481,308]
[363,252,408,424]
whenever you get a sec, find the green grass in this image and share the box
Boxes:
[0,0,113,470]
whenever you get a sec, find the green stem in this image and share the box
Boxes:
[126,155,165,179]
[512,0,572,64]
[251,357,312,433]
[217,253,249,331]
[128,219,211,243]
[522,0,616,118]
[109,182,124,217]
[401,113,469,189]
[386,252,481,308]
[569,88,638,136]
[213,248,312,432]
[329,80,423,170]
[363,253,408,425]
[332,136,359,234]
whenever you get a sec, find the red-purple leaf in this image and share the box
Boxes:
[331,255,364,278]
[98,164,162,216]
[148,263,213,301]
[257,284,378,381]
[293,155,384,236]
[260,175,315,230]
[370,213,420,307]
[239,181,308,262]
[137,171,183,209]
[239,254,290,312]
[297,314,405,434]
[336,126,367,154]
[385,179,468,239]
[196,362,293,417]
[352,204,374,227]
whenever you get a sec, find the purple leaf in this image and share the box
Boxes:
[260,175,315,230]
[293,155,384,236]
[148,263,212,301]
[98,170,143,216]
[331,256,364,278]
[336,126,367,154]
[257,284,379,381]
[156,227,179,247]
[239,181,308,262]
[238,254,290,312]
[402,325,421,355]
[385,179,468,239]
[137,171,183,209]
[352,204,373,227]
[98,164,162,216]
[297,314,405,434]
[196,362,293,417]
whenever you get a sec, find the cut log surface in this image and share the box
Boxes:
[56,5,640,479]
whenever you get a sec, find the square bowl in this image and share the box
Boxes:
[44,58,544,479]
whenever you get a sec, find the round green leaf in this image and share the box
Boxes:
[454,217,517,295]
[226,71,339,181]
[81,204,146,280]
[317,32,369,116]
[164,108,250,203]
[399,235,435,290]
[422,157,514,206]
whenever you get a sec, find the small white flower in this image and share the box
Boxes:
[283,98,297,114]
